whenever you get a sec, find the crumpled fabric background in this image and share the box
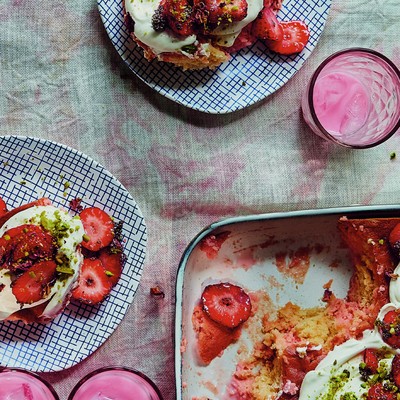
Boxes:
[0,0,400,399]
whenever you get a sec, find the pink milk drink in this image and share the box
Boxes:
[302,48,400,148]
[0,368,59,400]
[68,367,163,400]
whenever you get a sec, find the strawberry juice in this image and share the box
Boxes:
[302,48,400,148]
[68,368,162,400]
[0,369,59,400]
[312,72,370,138]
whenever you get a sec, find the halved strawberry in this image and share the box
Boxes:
[363,348,379,374]
[0,197,7,217]
[80,207,114,252]
[201,282,252,329]
[228,24,256,52]
[251,7,283,41]
[392,354,400,389]
[163,0,195,36]
[378,309,400,348]
[98,247,124,287]
[71,258,112,305]
[367,383,397,400]
[11,260,57,304]
[0,224,55,271]
[265,20,310,55]
[389,223,400,256]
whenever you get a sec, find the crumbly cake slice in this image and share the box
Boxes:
[231,216,398,400]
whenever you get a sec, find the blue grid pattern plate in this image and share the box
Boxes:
[98,0,331,114]
[0,136,147,372]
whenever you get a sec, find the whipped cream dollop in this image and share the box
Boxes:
[299,263,400,399]
[0,205,84,321]
[124,0,263,54]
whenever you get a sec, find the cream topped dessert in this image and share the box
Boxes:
[299,253,400,399]
[0,197,127,324]
[0,204,84,322]
[124,0,263,52]
[123,0,310,70]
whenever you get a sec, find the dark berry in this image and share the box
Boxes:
[152,5,167,32]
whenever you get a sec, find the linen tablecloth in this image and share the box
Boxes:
[1,0,400,399]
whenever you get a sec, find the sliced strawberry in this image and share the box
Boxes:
[80,207,114,252]
[367,383,397,400]
[251,7,283,41]
[11,260,57,304]
[98,247,124,287]
[392,354,400,388]
[163,0,195,36]
[378,310,400,348]
[0,224,55,272]
[0,197,7,217]
[265,20,310,55]
[201,282,252,329]
[389,223,400,256]
[228,24,257,52]
[363,348,379,374]
[71,258,112,305]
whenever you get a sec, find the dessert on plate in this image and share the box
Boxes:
[190,216,400,399]
[123,0,310,69]
[0,197,125,324]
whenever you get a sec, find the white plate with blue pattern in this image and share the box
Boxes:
[0,135,147,372]
[98,0,331,114]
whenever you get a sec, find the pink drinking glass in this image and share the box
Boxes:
[68,367,163,400]
[301,48,400,148]
[0,367,59,399]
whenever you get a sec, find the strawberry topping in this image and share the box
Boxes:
[71,258,113,305]
[201,282,252,328]
[392,354,400,389]
[163,0,195,36]
[98,247,124,288]
[251,7,283,41]
[367,383,397,400]
[11,260,57,304]
[363,348,379,374]
[0,224,55,272]
[199,0,248,26]
[80,207,114,252]
[265,20,310,55]
[378,309,400,348]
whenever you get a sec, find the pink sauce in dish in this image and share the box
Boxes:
[68,368,162,400]
[313,72,370,138]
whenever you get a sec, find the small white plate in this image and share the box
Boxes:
[98,0,331,114]
[175,206,400,399]
[0,136,147,372]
